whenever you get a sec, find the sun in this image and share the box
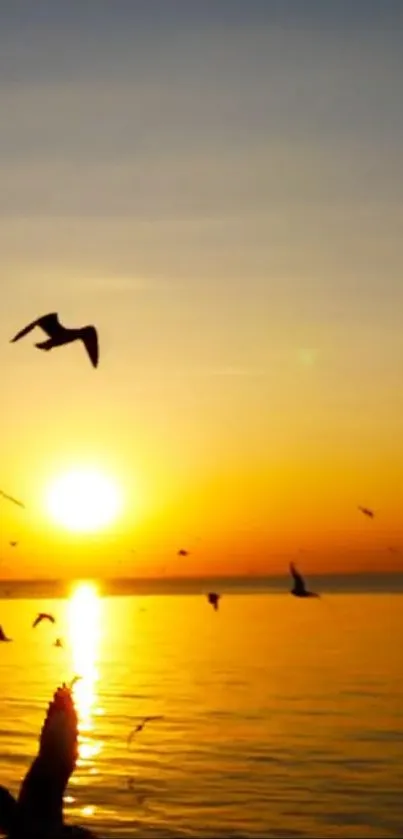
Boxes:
[46,467,121,533]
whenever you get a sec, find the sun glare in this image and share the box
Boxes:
[68,582,101,763]
[46,467,121,533]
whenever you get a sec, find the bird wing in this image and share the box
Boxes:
[127,716,163,745]
[81,326,99,367]
[0,490,25,508]
[290,563,306,594]
[10,313,60,343]
[38,684,78,770]
[17,684,78,824]
[358,506,374,518]
[34,613,55,627]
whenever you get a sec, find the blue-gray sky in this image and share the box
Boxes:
[1,1,403,577]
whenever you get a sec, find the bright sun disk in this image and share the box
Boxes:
[46,468,121,533]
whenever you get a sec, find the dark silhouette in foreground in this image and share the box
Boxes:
[0,626,12,642]
[289,564,319,598]
[127,716,164,746]
[0,491,25,509]
[358,505,374,519]
[11,313,99,369]
[0,683,95,837]
[32,613,56,629]
[207,592,220,611]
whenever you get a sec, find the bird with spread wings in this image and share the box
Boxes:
[289,563,319,598]
[0,683,96,837]
[11,313,99,369]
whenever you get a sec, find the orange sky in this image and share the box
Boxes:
[1,2,403,579]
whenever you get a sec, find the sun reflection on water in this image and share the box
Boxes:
[67,581,102,766]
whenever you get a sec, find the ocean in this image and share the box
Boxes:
[0,585,402,837]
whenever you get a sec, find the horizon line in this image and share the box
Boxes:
[1,569,402,585]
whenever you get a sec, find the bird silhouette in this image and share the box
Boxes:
[127,716,164,746]
[11,313,99,369]
[358,505,374,519]
[9,542,18,548]
[33,612,56,629]
[177,549,189,557]
[289,563,319,598]
[0,683,96,837]
[0,626,12,642]
[207,592,220,611]
[0,491,25,509]
[54,638,64,649]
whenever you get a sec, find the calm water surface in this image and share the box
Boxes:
[0,590,402,837]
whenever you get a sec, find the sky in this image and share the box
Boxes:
[1,0,403,579]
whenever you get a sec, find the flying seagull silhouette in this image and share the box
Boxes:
[33,612,56,629]
[358,505,374,519]
[127,716,164,746]
[11,313,99,368]
[0,491,25,509]
[0,683,95,837]
[289,563,319,598]
[0,626,12,642]
[177,549,189,557]
[207,592,220,611]
[54,638,64,649]
[9,541,18,548]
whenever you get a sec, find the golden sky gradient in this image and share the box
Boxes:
[1,2,403,578]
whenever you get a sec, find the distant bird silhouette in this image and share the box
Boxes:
[290,564,319,598]
[177,549,189,557]
[0,683,96,837]
[11,313,99,369]
[207,592,220,611]
[127,716,164,746]
[33,612,55,629]
[54,638,63,649]
[0,491,25,509]
[9,541,18,548]
[0,626,12,642]
[358,506,374,519]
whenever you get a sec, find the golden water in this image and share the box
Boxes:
[0,587,402,837]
